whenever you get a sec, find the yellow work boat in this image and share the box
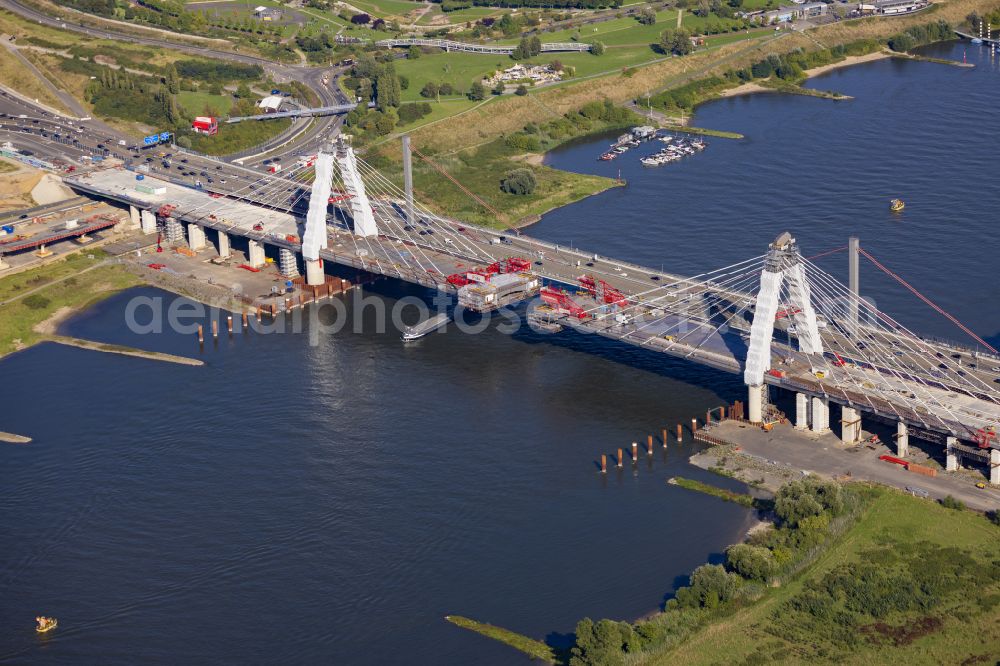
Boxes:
[35,617,57,633]
[889,198,905,212]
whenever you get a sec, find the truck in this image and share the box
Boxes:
[268,163,282,174]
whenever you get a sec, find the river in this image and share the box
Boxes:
[0,40,995,664]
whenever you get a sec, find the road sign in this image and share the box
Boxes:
[143,135,158,146]
[159,132,172,142]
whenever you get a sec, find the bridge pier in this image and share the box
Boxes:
[946,436,958,471]
[216,230,231,259]
[164,217,184,245]
[278,247,299,278]
[991,448,999,486]
[810,396,829,433]
[305,258,324,286]
[187,224,206,251]
[840,405,860,444]
[794,392,809,430]
[247,239,265,269]
[0,255,7,270]
[895,421,909,458]
[140,209,156,234]
[747,384,764,424]
[129,204,141,229]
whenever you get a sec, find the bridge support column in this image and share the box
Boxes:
[217,231,231,259]
[188,224,206,251]
[278,248,299,278]
[896,421,909,458]
[946,436,958,471]
[247,239,265,269]
[140,209,156,234]
[794,392,809,430]
[990,448,1000,486]
[164,217,184,245]
[840,406,860,444]
[305,258,324,286]
[747,384,764,424]
[0,255,7,270]
[810,396,829,433]
[129,205,141,229]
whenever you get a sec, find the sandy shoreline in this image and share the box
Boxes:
[804,50,892,78]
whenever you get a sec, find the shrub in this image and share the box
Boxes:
[940,495,965,510]
[499,168,536,195]
[673,564,742,609]
[22,294,51,310]
[726,543,776,582]
[515,84,528,96]
[590,40,605,56]
[350,12,371,24]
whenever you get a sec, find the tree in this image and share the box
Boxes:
[940,495,966,510]
[374,63,401,110]
[636,6,656,24]
[165,64,180,95]
[235,82,252,99]
[528,35,542,56]
[590,40,605,56]
[515,84,528,96]
[672,564,741,609]
[500,168,536,195]
[725,543,776,582]
[492,81,505,95]
[176,135,192,148]
[774,478,843,527]
[350,12,371,24]
[570,618,636,666]
[407,45,421,59]
[467,81,486,101]
[419,81,439,99]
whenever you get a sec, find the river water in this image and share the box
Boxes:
[0,41,995,664]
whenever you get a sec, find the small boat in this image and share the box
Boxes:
[889,198,905,212]
[402,313,450,341]
[36,617,57,633]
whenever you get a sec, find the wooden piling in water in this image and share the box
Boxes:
[632,441,638,461]
[197,324,203,344]
[691,417,697,433]
[601,454,607,474]
[242,312,248,329]
[211,320,218,338]
[617,448,623,468]
[677,423,683,442]
[227,315,233,334]
[662,428,668,448]
[647,435,654,455]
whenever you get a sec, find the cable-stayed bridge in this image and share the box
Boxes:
[60,135,1000,483]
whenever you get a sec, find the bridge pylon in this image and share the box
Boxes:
[744,232,824,422]
[333,135,378,238]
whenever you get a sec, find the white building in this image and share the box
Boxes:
[257,95,284,113]
[485,64,562,87]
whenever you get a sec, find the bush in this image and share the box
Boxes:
[673,564,742,609]
[988,510,1000,526]
[397,102,432,124]
[515,84,528,96]
[940,495,965,510]
[570,618,636,666]
[590,40,605,56]
[726,543,776,582]
[350,12,371,24]
[499,168,536,195]
[774,478,843,527]
[22,294,50,310]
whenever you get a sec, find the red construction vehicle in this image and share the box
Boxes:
[540,286,588,319]
[253,222,265,232]
[972,427,997,449]
[577,275,627,306]
[157,203,177,218]
[447,257,531,287]
[328,192,353,204]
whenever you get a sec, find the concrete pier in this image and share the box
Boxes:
[840,405,860,444]
[810,396,829,433]
[164,217,184,245]
[991,448,999,486]
[129,205,141,229]
[278,247,299,277]
[305,258,324,286]
[188,224,206,251]
[0,255,7,270]
[896,421,909,458]
[946,436,958,471]
[747,384,764,423]
[795,392,808,430]
[247,239,265,268]
[140,209,156,234]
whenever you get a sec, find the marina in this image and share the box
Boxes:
[599,126,708,167]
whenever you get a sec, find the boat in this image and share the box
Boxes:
[889,198,905,212]
[402,313,451,341]
[35,617,57,633]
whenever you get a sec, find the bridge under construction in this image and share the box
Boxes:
[52,134,1000,485]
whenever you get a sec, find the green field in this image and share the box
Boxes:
[651,489,1000,664]
[346,0,424,19]
[177,90,232,117]
[0,252,143,357]
[416,5,507,25]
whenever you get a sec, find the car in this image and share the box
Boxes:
[207,177,213,183]
[418,230,428,235]
[650,275,660,281]
[938,363,948,369]
[426,229,435,235]
[200,171,207,177]
[220,179,226,184]
[145,157,154,162]
[585,262,594,267]
[216,165,223,170]
[272,157,281,162]
[20,150,33,156]
[19,213,27,219]
[976,482,986,489]
[96,144,104,149]
[457,226,465,232]
[534,260,543,266]
[958,370,967,376]
[262,159,272,165]
[403,225,415,231]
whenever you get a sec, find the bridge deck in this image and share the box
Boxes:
[67,167,1000,441]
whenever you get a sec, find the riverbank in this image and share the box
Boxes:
[0,430,31,443]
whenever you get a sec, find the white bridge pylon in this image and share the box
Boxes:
[744,232,824,400]
[302,135,378,285]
